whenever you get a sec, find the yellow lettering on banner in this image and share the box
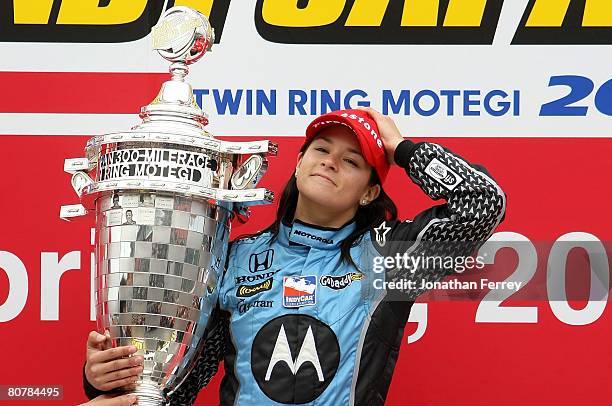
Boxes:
[57,0,148,25]
[262,0,345,27]
[174,0,215,18]
[444,0,487,26]
[401,0,439,27]
[13,0,54,24]
[583,0,612,27]
[526,0,571,27]
[345,0,390,26]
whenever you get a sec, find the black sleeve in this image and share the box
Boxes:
[165,305,229,405]
[83,363,109,400]
[372,140,507,299]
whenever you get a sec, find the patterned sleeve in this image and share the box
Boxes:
[371,140,507,300]
[166,306,228,405]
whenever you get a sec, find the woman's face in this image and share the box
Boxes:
[295,125,380,214]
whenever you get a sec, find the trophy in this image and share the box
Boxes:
[61,7,276,405]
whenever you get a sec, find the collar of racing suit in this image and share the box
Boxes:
[278,218,357,250]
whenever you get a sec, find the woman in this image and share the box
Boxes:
[82,108,506,405]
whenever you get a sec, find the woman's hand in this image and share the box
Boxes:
[358,107,405,165]
[84,330,144,392]
[78,394,138,406]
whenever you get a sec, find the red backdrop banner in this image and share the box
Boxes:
[0,135,610,405]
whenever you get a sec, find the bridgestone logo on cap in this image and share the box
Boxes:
[340,113,384,149]
[312,120,353,132]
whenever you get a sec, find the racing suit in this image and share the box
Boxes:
[84,140,506,405]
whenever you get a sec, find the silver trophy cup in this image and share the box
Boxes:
[61,7,276,405]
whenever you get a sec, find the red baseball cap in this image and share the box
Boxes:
[304,109,390,183]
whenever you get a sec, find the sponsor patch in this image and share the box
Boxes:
[374,221,391,247]
[320,272,364,290]
[251,315,339,403]
[283,276,316,308]
[236,277,273,298]
[237,299,273,315]
[292,229,333,244]
[424,158,463,191]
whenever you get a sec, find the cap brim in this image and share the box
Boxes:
[305,115,373,164]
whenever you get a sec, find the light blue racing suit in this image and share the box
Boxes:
[85,140,506,405]
[169,139,506,405]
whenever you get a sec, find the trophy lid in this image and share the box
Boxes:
[134,7,215,135]
[61,6,277,223]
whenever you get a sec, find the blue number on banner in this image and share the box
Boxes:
[540,75,594,116]
[594,78,612,116]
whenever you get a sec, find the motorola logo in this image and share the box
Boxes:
[251,315,340,404]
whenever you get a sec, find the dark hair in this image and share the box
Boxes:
[238,136,398,270]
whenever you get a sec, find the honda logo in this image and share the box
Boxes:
[249,249,274,273]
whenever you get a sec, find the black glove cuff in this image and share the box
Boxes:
[393,139,422,168]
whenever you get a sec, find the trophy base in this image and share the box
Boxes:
[127,381,167,406]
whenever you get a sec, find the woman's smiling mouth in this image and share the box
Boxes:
[311,173,336,185]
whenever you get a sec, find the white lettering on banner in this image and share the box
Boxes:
[0,249,91,322]
[547,232,609,326]
[475,232,539,324]
[0,232,609,327]
[474,233,609,325]
[407,303,427,344]
[40,251,81,321]
[0,251,28,322]
[405,231,611,344]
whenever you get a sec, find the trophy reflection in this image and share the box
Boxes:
[61,7,276,405]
